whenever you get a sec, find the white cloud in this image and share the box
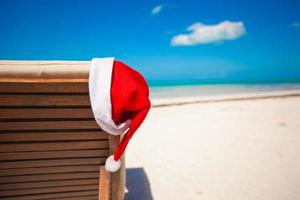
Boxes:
[171,20,246,46]
[291,22,300,29]
[151,5,163,15]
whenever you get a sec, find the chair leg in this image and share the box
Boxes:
[99,166,110,200]
[108,135,125,200]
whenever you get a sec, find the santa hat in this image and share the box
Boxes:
[89,57,151,172]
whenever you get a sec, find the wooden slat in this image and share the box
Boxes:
[99,166,110,200]
[0,94,90,106]
[0,141,109,153]
[0,131,108,143]
[0,158,106,169]
[0,108,93,119]
[0,149,109,161]
[0,120,100,131]
[1,188,98,199]
[0,82,88,93]
[0,78,88,83]
[0,178,98,190]
[0,172,99,184]
[51,196,98,200]
[0,165,101,177]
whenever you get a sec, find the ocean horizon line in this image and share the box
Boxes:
[147,79,300,87]
[149,81,300,100]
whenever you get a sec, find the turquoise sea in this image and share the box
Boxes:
[149,82,300,99]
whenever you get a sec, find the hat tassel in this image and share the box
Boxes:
[105,155,121,172]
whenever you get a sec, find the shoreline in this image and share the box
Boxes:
[151,89,300,107]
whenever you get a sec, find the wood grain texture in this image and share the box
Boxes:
[0,172,99,184]
[0,165,101,177]
[2,190,98,200]
[0,94,90,106]
[0,131,108,142]
[0,141,109,153]
[0,60,90,80]
[0,71,125,200]
[109,135,126,200]
[51,196,98,200]
[0,149,109,161]
[0,158,106,169]
[0,120,100,131]
[0,82,88,93]
[99,166,110,200]
[0,179,98,190]
[0,108,93,119]
[0,184,98,197]
[0,78,88,83]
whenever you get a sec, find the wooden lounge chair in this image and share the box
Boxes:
[0,60,125,200]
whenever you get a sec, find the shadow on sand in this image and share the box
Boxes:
[125,168,153,200]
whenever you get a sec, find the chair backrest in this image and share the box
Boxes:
[0,61,125,200]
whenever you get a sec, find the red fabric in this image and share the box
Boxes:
[110,61,151,161]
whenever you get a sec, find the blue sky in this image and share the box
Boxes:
[0,0,300,83]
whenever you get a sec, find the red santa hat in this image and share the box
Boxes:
[89,57,151,172]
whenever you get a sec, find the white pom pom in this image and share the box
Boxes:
[105,155,121,172]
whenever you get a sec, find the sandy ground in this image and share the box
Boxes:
[124,92,300,200]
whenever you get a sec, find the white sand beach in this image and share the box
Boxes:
[125,90,300,200]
